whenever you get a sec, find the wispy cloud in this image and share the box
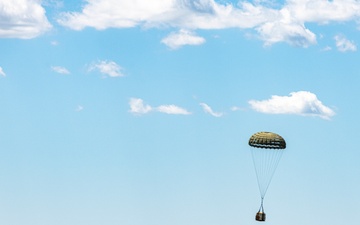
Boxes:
[0,67,6,77]
[75,105,84,112]
[161,29,206,49]
[199,103,223,117]
[58,0,360,47]
[51,66,70,74]
[0,0,52,39]
[321,46,332,52]
[89,60,124,77]
[249,91,335,120]
[43,0,64,9]
[334,35,357,52]
[230,106,246,112]
[129,98,191,115]
[51,40,59,46]
[156,104,192,115]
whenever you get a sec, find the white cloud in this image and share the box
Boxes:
[334,35,357,52]
[129,98,191,115]
[89,60,124,77]
[156,104,192,115]
[129,98,152,115]
[57,0,271,35]
[58,0,176,30]
[51,66,70,74]
[200,103,223,117]
[0,0,52,39]
[161,29,206,49]
[286,0,360,23]
[57,0,360,47]
[249,91,335,119]
[257,20,317,47]
[0,67,6,77]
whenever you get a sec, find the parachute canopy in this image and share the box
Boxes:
[249,131,286,149]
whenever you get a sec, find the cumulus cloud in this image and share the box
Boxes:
[249,91,335,119]
[58,0,360,47]
[129,98,153,115]
[200,103,224,117]
[51,66,70,74]
[0,67,6,77]
[334,35,357,52]
[129,98,191,115]
[161,29,206,49]
[57,0,271,30]
[286,0,360,23]
[257,20,317,47]
[89,60,124,77]
[0,0,52,38]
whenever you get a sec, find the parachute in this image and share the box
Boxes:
[248,131,286,222]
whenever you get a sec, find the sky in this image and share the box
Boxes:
[0,0,359,224]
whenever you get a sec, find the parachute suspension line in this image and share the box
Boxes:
[251,147,284,198]
[258,197,265,213]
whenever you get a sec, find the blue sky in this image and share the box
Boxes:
[0,0,359,224]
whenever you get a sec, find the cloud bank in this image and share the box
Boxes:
[0,0,52,38]
[249,91,335,119]
[57,0,360,47]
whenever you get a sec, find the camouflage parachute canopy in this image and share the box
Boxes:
[248,132,286,149]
